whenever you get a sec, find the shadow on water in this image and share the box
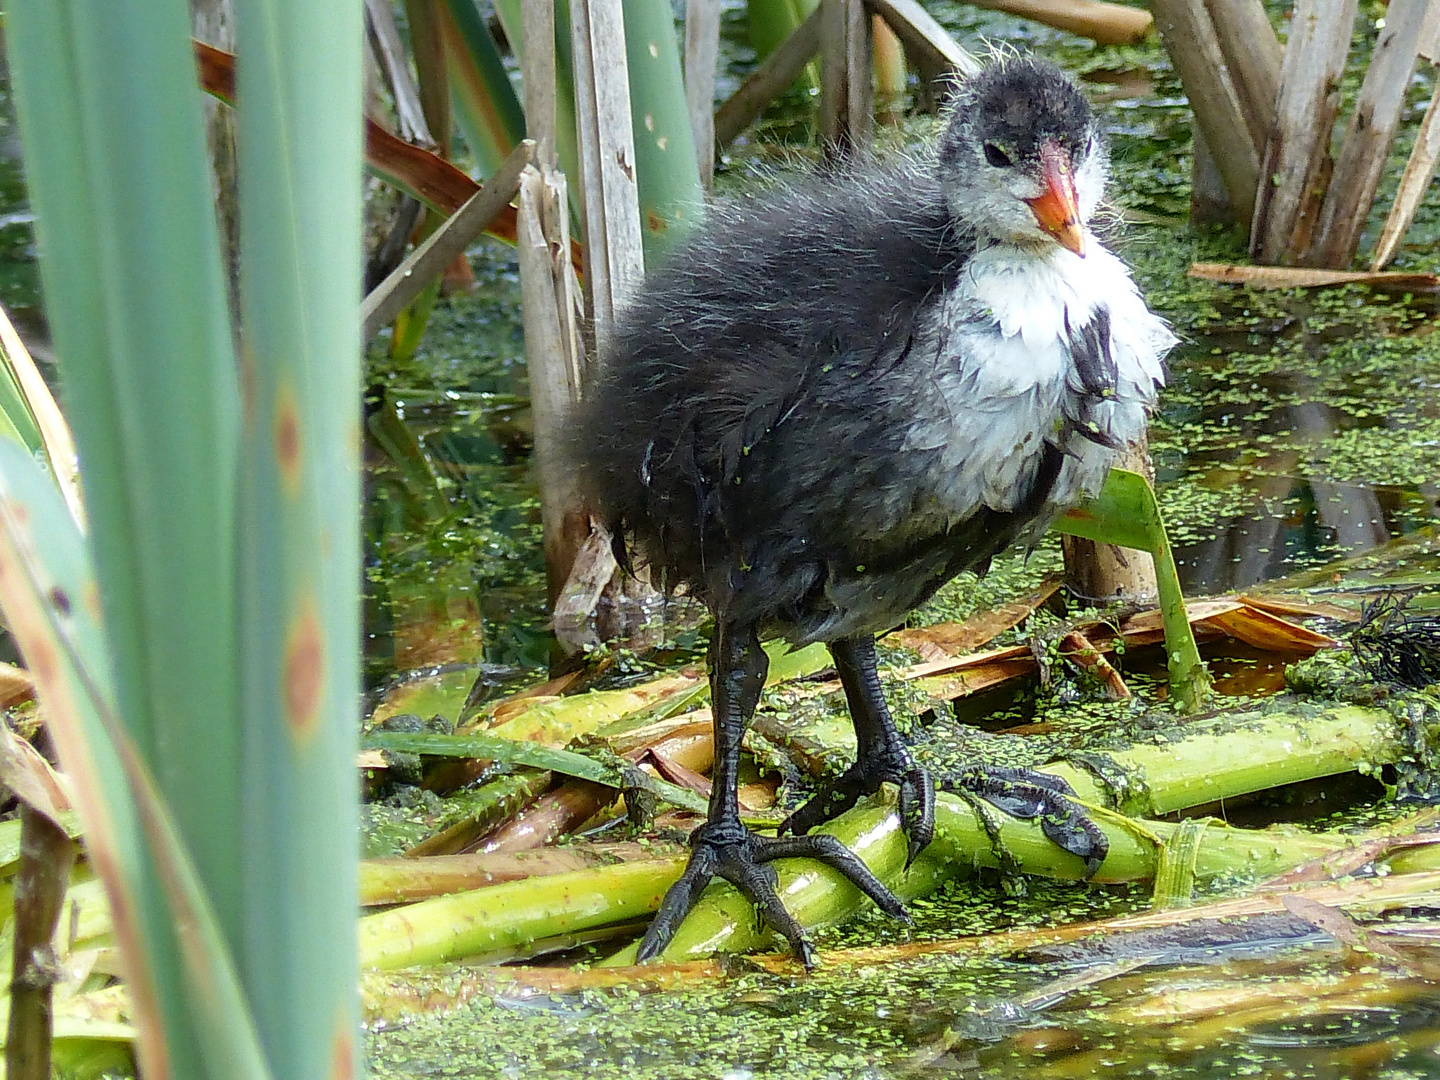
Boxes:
[1160,310,1440,594]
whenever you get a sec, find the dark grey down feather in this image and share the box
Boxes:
[572,57,1165,645]
[572,159,1061,643]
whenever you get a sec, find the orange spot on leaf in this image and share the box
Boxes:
[274,385,303,494]
[331,1021,355,1080]
[284,599,324,741]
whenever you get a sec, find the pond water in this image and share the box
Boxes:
[355,2,1440,689]
[361,4,1440,1080]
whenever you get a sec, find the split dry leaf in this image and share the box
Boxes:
[611,714,713,760]
[1201,603,1338,651]
[0,718,72,828]
[904,597,1333,709]
[1189,261,1440,290]
[636,747,774,811]
[887,576,1062,659]
[1238,592,1356,622]
[1059,629,1130,699]
[642,748,712,796]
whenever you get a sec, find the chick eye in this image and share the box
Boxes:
[983,143,1012,168]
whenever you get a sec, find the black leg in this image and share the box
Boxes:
[778,635,936,866]
[637,622,909,967]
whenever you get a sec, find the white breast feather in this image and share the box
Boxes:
[907,232,1174,522]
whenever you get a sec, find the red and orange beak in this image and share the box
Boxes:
[1025,141,1084,256]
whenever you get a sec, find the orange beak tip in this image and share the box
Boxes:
[1027,184,1084,256]
[1027,144,1085,256]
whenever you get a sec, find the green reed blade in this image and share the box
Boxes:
[441,0,526,176]
[5,0,246,1074]
[0,438,269,1080]
[234,0,364,1073]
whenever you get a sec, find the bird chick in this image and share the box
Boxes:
[573,53,1174,967]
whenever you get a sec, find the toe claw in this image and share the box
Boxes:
[783,757,936,874]
[640,819,909,968]
[637,844,717,962]
[898,767,935,868]
[1040,810,1110,878]
[797,941,818,970]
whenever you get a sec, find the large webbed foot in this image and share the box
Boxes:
[777,635,935,866]
[941,765,1109,876]
[637,817,910,968]
[777,747,935,868]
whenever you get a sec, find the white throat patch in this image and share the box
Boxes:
[905,231,1174,520]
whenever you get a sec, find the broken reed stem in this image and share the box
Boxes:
[357,857,686,971]
[1250,0,1359,262]
[364,700,1410,971]
[1306,0,1440,268]
[1042,702,1404,817]
[1150,0,1260,223]
[7,804,76,1080]
[611,788,1347,966]
[608,700,1410,964]
[360,845,664,905]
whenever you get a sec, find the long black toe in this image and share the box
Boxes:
[942,765,1110,877]
[638,819,910,966]
[779,753,936,869]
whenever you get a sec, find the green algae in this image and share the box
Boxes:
[348,6,1440,1078]
[366,948,1074,1080]
[365,915,1425,1080]
[360,787,449,859]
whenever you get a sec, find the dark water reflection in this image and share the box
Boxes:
[1175,474,1437,594]
[1157,332,1440,595]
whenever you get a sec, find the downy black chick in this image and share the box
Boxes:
[574,53,1174,966]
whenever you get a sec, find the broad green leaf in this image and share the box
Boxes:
[1056,468,1213,710]
[0,437,270,1080]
